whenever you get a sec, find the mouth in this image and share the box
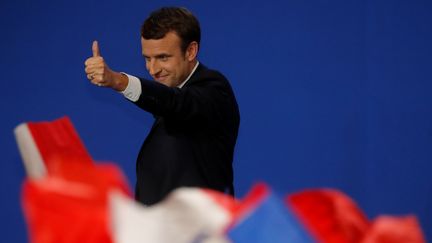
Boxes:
[154,75,169,82]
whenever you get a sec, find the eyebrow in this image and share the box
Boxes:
[143,53,172,59]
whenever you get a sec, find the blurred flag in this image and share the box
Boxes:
[287,189,426,243]
[110,188,232,243]
[22,162,130,243]
[287,189,370,243]
[14,116,93,179]
[14,117,427,243]
[360,215,426,243]
[227,183,314,243]
[15,117,131,243]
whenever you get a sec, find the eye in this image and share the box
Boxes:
[159,55,169,62]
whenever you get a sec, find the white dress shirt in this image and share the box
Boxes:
[121,62,200,102]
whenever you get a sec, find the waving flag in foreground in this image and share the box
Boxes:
[15,117,131,243]
[14,117,426,243]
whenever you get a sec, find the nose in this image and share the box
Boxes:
[147,59,161,76]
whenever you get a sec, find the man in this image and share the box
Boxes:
[84,7,240,205]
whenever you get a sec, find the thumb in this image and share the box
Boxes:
[92,40,101,57]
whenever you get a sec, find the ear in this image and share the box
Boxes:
[185,41,199,61]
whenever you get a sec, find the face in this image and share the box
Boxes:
[141,31,198,87]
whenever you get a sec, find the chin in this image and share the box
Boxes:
[159,81,175,87]
[164,80,179,88]
[154,76,178,87]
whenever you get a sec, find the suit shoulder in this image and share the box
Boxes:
[193,65,230,86]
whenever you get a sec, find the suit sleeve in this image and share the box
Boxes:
[132,77,237,128]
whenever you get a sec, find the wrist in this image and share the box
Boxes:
[112,72,129,91]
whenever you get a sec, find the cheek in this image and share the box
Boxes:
[163,62,178,76]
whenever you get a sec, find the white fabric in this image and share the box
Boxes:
[110,188,231,243]
[14,123,47,179]
[178,61,199,89]
[121,73,142,102]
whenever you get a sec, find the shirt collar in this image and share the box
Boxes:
[178,61,200,89]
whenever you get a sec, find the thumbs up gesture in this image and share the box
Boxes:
[92,40,101,57]
[84,41,128,91]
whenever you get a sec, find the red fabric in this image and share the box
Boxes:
[287,189,370,243]
[360,215,426,243]
[20,117,132,243]
[27,117,93,174]
[22,162,131,243]
[20,117,427,243]
[203,182,270,231]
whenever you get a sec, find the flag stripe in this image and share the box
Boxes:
[14,123,46,179]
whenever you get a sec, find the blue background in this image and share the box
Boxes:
[1,0,431,241]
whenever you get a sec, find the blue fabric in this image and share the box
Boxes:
[228,193,314,243]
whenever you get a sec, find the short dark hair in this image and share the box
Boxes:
[141,7,201,53]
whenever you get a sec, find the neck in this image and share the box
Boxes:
[188,59,198,73]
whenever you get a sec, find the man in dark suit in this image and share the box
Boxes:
[84,7,240,205]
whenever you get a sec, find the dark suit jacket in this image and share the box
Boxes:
[132,63,240,205]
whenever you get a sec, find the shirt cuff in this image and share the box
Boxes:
[120,72,142,102]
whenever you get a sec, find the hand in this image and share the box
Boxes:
[84,41,127,91]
